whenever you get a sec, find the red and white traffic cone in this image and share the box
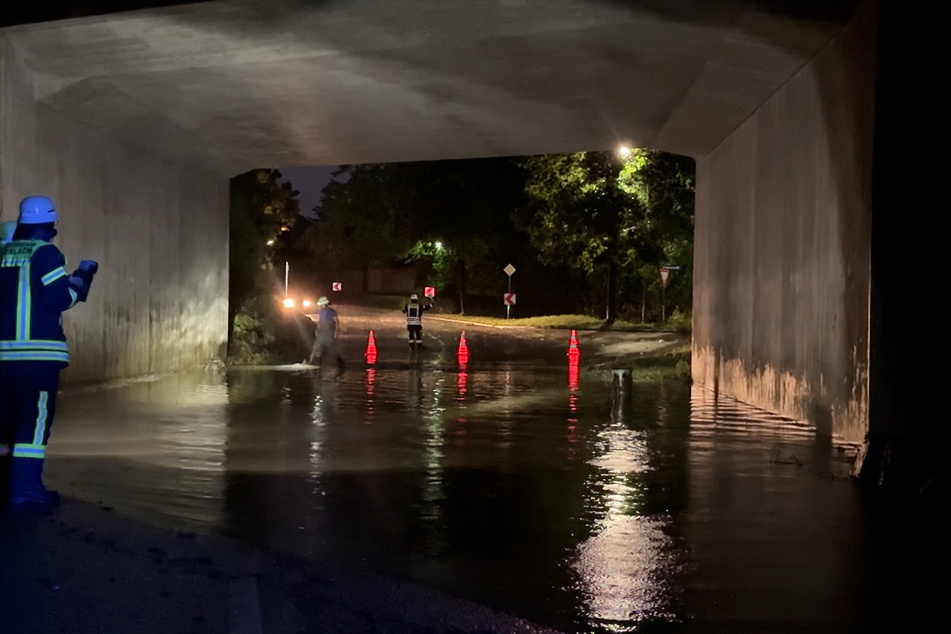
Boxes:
[457,331,469,365]
[365,330,378,364]
[567,329,580,363]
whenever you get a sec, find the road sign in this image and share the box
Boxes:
[424,286,436,298]
[504,264,516,277]
[332,282,342,291]
[659,268,671,288]
[504,293,517,306]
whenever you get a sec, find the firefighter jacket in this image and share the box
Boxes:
[402,301,430,326]
[0,239,79,366]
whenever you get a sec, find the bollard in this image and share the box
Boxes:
[611,368,632,421]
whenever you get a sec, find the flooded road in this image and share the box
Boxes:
[46,321,938,633]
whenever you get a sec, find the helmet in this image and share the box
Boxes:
[1,220,17,245]
[317,296,329,306]
[410,293,418,301]
[18,195,58,225]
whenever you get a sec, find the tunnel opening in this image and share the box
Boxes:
[227,150,696,364]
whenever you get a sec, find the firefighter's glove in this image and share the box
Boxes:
[69,260,98,302]
[78,260,99,277]
[68,275,90,302]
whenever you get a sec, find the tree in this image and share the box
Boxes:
[618,149,695,321]
[517,152,635,323]
[307,164,417,277]
[517,149,695,323]
[307,158,527,311]
[229,169,300,346]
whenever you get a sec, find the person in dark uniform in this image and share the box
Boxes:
[401,293,432,349]
[0,195,97,506]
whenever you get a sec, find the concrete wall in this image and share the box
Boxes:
[0,36,229,382]
[692,2,876,444]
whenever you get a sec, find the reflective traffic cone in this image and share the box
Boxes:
[365,330,378,365]
[457,331,469,364]
[567,329,580,362]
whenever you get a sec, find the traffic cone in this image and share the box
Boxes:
[365,330,378,364]
[567,329,580,363]
[457,331,469,364]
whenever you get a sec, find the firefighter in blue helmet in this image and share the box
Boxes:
[402,293,432,349]
[0,195,98,506]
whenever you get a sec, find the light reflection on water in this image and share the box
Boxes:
[50,363,865,633]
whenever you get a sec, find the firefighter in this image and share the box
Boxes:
[308,296,345,373]
[401,293,431,349]
[0,195,97,506]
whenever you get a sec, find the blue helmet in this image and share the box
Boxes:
[18,195,58,225]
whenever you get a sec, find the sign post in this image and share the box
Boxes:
[503,264,516,319]
[658,266,680,322]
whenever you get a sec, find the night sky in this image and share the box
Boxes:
[278,165,339,219]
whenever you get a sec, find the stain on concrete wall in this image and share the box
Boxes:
[1,36,228,382]
[692,2,875,444]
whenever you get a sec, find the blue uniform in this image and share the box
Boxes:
[0,239,82,504]
[309,305,345,372]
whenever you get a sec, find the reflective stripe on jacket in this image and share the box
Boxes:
[403,302,429,326]
[0,240,77,365]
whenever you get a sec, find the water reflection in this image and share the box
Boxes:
[455,367,468,444]
[365,367,376,425]
[572,424,679,631]
[567,360,580,459]
[52,371,230,525]
[48,365,875,633]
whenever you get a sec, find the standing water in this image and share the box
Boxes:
[47,354,938,633]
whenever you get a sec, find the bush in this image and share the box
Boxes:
[666,309,692,332]
[230,302,315,364]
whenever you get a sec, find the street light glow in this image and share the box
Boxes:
[283,298,295,308]
[618,146,632,158]
[434,241,443,250]
[266,239,275,246]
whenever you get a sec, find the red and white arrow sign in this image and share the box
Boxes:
[503,293,516,306]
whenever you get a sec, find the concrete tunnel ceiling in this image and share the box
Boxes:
[2,0,861,177]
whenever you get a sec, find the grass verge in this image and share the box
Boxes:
[584,350,692,383]
[430,313,689,332]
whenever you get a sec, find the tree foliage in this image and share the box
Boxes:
[305,159,527,311]
[229,169,300,345]
[517,149,694,322]
[264,149,693,323]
